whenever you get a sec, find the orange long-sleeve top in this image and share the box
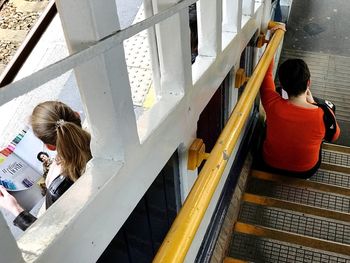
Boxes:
[260,62,340,172]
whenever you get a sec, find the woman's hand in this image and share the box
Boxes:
[0,186,24,217]
[306,88,315,104]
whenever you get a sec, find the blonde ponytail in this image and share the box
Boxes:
[56,122,91,181]
[31,101,91,181]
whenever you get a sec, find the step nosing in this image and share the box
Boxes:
[234,222,350,256]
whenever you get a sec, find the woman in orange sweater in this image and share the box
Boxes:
[260,58,340,178]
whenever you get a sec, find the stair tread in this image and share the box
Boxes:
[239,202,350,245]
[243,193,350,224]
[234,222,350,256]
[229,232,350,263]
[311,169,350,188]
[251,170,350,197]
[323,143,350,155]
[322,149,350,167]
[246,178,350,213]
[223,257,249,263]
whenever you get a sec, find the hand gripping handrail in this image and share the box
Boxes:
[153,23,285,263]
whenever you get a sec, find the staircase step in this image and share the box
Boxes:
[239,202,350,244]
[246,178,350,213]
[320,163,350,175]
[226,143,350,262]
[243,193,350,223]
[251,170,350,196]
[234,222,350,256]
[311,169,350,188]
[322,146,350,167]
[323,143,350,155]
[229,233,350,263]
[223,257,248,263]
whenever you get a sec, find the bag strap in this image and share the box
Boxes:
[314,101,337,142]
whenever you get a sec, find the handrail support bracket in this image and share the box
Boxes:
[188,138,210,170]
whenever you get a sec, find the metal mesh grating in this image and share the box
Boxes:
[230,233,350,263]
[247,179,350,213]
[322,150,350,167]
[239,203,350,244]
[311,169,350,188]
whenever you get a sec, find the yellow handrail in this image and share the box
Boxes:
[153,25,285,263]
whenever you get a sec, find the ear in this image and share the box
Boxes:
[307,79,311,88]
[45,144,56,151]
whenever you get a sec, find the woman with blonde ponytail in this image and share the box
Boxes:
[0,101,91,231]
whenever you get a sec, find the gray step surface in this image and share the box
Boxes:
[230,233,350,263]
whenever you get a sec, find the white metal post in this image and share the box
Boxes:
[197,0,222,57]
[152,0,192,95]
[0,214,24,263]
[236,0,243,31]
[242,0,255,16]
[262,0,272,32]
[223,0,243,33]
[55,0,139,161]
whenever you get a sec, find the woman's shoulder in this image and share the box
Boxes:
[45,175,74,208]
[48,175,74,195]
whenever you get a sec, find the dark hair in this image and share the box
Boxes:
[37,151,49,162]
[278,59,310,97]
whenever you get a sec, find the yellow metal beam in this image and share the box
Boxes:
[153,23,285,262]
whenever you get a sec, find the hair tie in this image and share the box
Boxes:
[55,119,65,129]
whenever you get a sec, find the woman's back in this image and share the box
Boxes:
[263,98,325,172]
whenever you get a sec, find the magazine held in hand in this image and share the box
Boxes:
[0,126,54,191]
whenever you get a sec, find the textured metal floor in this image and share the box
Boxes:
[230,233,350,263]
[310,169,350,188]
[246,179,350,213]
[227,144,350,262]
[239,202,350,244]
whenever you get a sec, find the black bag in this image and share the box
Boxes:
[313,97,337,142]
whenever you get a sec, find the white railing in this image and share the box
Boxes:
[0,0,271,262]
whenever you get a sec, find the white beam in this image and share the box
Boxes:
[152,0,192,95]
[55,0,138,161]
[262,0,272,32]
[197,0,223,57]
[0,213,24,263]
[223,0,233,31]
[242,0,255,16]
[223,0,243,33]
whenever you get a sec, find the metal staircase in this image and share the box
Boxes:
[225,143,350,262]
